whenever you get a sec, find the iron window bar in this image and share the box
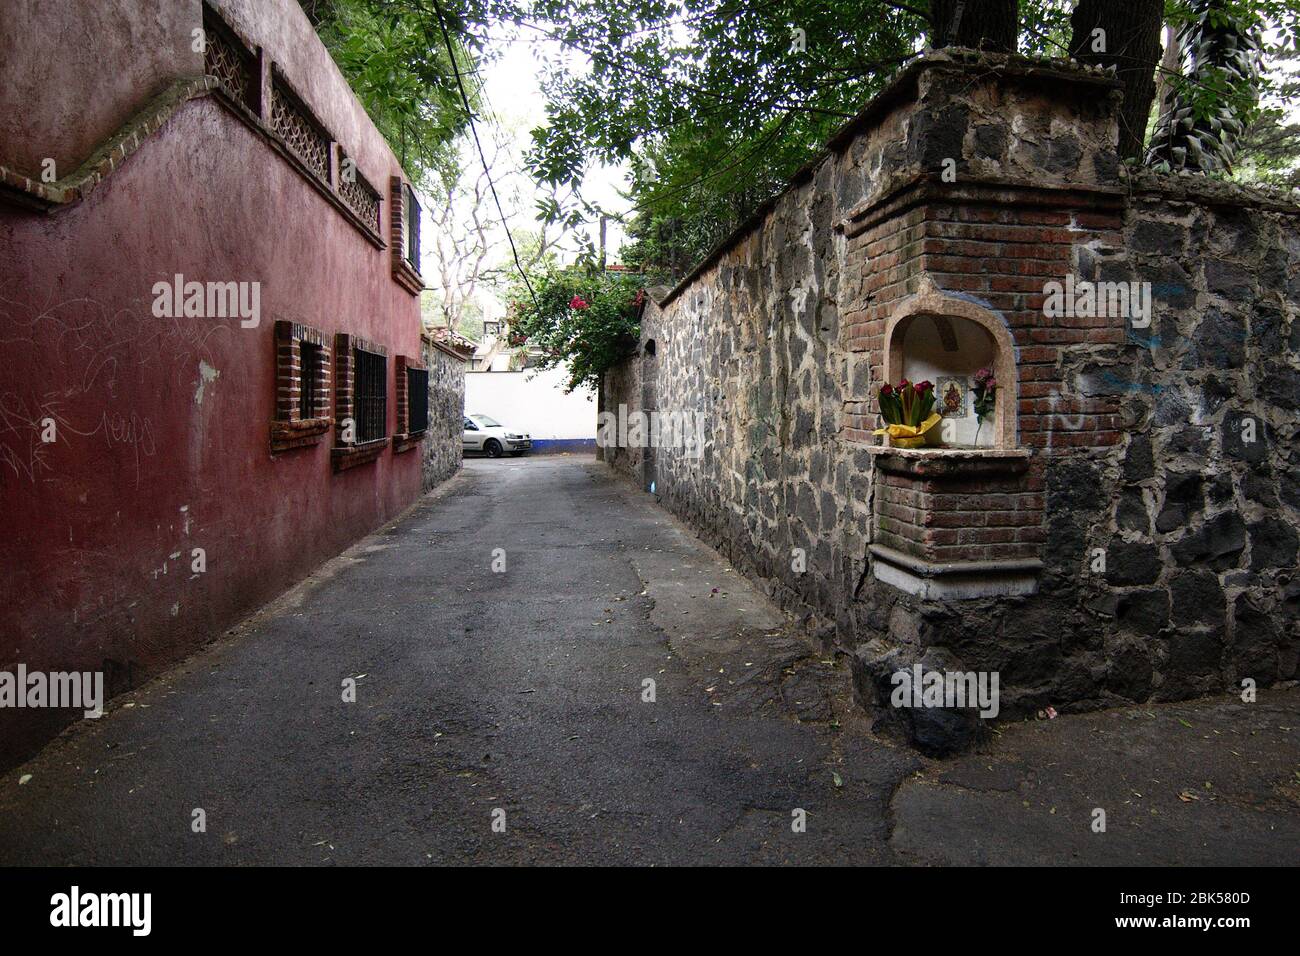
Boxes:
[407,367,429,433]
[403,182,421,273]
[354,348,387,442]
[300,342,321,420]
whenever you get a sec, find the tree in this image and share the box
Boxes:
[299,0,479,186]
[1068,0,1166,161]
[423,125,581,338]
[930,0,1020,52]
[1146,0,1265,173]
[521,1,935,276]
[302,0,1295,286]
[508,269,645,392]
[424,131,511,334]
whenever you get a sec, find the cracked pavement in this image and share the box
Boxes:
[1,456,1296,865]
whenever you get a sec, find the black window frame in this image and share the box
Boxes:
[403,182,421,273]
[353,347,387,443]
[300,341,322,420]
[406,366,429,434]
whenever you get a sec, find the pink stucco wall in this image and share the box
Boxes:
[0,0,430,765]
[0,0,202,178]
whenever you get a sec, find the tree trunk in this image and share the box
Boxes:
[1068,0,1165,161]
[1152,25,1182,127]
[930,0,1019,54]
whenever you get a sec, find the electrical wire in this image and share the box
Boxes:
[429,0,539,307]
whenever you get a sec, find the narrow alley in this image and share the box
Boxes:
[2,458,1295,866]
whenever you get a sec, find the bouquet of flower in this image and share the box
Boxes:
[973,367,996,444]
[875,379,941,448]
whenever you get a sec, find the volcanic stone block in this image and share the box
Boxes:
[1169,569,1227,629]
[1171,511,1247,569]
[1105,541,1162,586]
[1117,587,1170,635]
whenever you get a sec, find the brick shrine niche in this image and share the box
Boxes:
[867,280,1043,600]
[883,285,1018,449]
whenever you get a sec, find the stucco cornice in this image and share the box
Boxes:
[0,73,390,249]
[0,77,218,211]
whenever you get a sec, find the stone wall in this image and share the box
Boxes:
[422,337,467,491]
[603,51,1300,749]
[601,344,645,483]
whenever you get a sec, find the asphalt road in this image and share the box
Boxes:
[1,456,1296,865]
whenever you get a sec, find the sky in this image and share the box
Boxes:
[419,26,632,327]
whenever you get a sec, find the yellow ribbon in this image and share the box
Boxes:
[872,411,942,440]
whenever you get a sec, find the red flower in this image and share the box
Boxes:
[915,380,933,392]
[569,295,589,310]
[880,384,894,397]
[898,379,911,390]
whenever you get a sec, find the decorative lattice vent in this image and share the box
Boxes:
[203,5,255,112]
[338,156,381,235]
[270,73,330,182]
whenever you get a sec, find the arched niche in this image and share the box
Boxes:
[882,281,1017,449]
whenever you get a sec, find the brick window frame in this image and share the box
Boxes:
[270,320,332,453]
[393,355,429,454]
[332,333,390,471]
[390,177,424,295]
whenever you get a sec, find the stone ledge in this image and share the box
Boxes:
[393,430,425,454]
[391,258,425,296]
[869,543,1042,600]
[867,445,1032,479]
[270,417,332,453]
[656,50,1123,308]
[1123,167,1300,216]
[332,438,389,471]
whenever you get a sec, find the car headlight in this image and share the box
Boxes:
[507,433,522,439]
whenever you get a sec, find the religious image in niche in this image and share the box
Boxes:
[938,378,965,417]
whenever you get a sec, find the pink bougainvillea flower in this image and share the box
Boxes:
[569,295,589,310]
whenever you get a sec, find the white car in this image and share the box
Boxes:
[463,413,531,458]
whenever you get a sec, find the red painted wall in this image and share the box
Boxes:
[0,0,428,765]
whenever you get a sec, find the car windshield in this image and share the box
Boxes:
[474,415,501,427]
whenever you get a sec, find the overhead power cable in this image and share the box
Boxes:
[429,0,538,308]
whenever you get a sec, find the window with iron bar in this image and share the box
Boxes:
[407,367,429,434]
[300,342,322,420]
[403,182,421,273]
[354,348,387,442]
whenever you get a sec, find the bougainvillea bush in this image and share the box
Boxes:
[508,268,645,392]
